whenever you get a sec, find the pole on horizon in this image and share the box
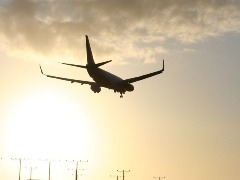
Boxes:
[11,158,29,180]
[117,170,130,180]
[110,174,122,180]
[154,176,166,180]
[66,160,87,180]
[40,159,60,180]
[25,166,37,180]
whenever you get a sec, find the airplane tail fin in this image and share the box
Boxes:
[85,35,113,68]
[59,36,112,69]
[86,35,95,65]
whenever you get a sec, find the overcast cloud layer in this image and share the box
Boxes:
[0,0,240,63]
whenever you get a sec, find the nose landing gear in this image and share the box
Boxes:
[120,91,125,98]
[114,88,125,98]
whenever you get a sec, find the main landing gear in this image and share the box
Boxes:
[120,91,126,98]
[114,89,125,98]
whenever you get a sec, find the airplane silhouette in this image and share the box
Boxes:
[40,35,164,98]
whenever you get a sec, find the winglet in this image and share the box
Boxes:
[162,59,164,71]
[39,65,44,75]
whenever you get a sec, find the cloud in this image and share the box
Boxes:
[0,0,240,63]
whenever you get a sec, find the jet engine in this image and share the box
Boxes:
[91,84,101,93]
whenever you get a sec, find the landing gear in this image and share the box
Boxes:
[120,91,125,98]
[114,89,125,98]
[120,93,123,98]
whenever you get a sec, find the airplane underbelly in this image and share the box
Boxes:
[89,68,122,89]
[93,75,112,87]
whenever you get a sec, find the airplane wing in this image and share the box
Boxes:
[124,60,164,84]
[39,65,96,85]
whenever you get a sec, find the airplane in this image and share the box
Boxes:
[40,35,165,98]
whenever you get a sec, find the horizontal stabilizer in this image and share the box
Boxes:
[95,60,112,67]
[61,62,87,68]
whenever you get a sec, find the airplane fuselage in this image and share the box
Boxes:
[87,65,134,93]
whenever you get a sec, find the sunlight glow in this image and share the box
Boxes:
[5,89,96,160]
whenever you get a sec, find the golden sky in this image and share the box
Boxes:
[0,0,240,180]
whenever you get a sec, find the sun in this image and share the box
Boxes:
[5,88,97,160]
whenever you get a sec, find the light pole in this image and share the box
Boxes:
[66,160,87,180]
[117,170,130,180]
[48,161,51,180]
[154,176,165,180]
[11,158,29,180]
[110,174,122,180]
[71,172,83,180]
[25,166,37,180]
[40,159,60,180]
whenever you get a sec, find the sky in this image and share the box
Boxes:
[0,0,240,180]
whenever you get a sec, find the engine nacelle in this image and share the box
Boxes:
[90,84,101,93]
